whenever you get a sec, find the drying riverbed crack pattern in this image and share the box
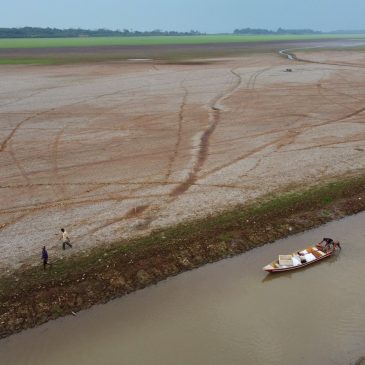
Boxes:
[1,43,365,271]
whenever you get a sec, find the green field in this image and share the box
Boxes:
[0,34,364,65]
[0,34,365,48]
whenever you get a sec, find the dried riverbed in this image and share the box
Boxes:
[1,41,365,340]
[2,46,365,273]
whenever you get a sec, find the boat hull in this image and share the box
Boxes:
[263,246,335,273]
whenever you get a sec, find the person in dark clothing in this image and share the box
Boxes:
[322,238,334,252]
[333,240,341,250]
[323,237,334,245]
[42,246,48,270]
[317,237,341,252]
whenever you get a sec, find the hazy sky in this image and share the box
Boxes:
[3,0,365,33]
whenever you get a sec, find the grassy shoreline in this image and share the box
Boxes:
[1,172,365,338]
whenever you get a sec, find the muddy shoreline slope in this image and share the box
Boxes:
[1,172,365,338]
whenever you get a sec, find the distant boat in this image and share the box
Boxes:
[263,242,341,273]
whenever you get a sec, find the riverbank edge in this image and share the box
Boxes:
[2,172,365,338]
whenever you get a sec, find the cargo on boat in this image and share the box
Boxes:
[263,239,341,273]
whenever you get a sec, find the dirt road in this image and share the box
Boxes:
[1,48,365,272]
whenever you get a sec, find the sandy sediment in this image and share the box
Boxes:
[1,49,365,273]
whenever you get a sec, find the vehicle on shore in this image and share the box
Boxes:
[263,238,341,273]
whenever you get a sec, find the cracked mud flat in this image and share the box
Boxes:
[1,49,365,272]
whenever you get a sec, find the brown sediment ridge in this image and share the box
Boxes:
[1,172,365,339]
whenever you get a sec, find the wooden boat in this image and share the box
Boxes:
[263,244,338,273]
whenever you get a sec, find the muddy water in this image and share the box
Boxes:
[1,213,365,365]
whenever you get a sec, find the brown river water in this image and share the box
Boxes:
[1,212,365,365]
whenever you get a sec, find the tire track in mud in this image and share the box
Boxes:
[170,108,220,196]
[0,100,119,228]
[280,133,365,154]
[49,123,106,202]
[0,107,63,188]
[0,179,262,193]
[0,190,162,217]
[264,103,365,159]
[276,61,365,148]
[50,127,66,198]
[192,66,277,177]
[316,81,348,110]
[315,68,365,107]
[0,125,297,182]
[1,83,145,198]
[0,213,29,231]
[246,67,272,90]
[45,72,184,213]
[0,70,250,185]
[52,163,172,235]
[170,67,243,196]
[282,46,365,71]
[1,146,164,234]
[202,51,365,179]
[0,176,257,231]
[331,106,365,123]
[280,48,365,69]
[267,103,365,156]
[6,111,83,194]
[0,110,53,153]
[0,84,69,109]
[7,139,32,185]
[300,58,365,70]
[3,85,365,219]
[202,134,286,178]
[0,91,43,109]
[165,80,188,181]
[231,103,365,176]
[68,65,269,234]
[193,66,276,180]
[151,63,159,71]
[4,55,365,246]
[74,204,151,239]
[220,66,274,138]
[0,70,160,154]
[46,72,186,207]
[0,69,196,237]
[317,82,364,105]
[237,157,264,180]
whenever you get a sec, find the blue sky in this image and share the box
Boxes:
[3,0,365,33]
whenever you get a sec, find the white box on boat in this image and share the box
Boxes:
[279,255,293,266]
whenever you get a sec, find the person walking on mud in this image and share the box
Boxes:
[60,228,72,250]
[42,246,49,270]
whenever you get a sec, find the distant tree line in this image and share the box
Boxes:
[233,27,323,35]
[0,27,204,38]
[330,29,365,34]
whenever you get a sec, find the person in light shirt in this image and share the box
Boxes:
[60,228,72,250]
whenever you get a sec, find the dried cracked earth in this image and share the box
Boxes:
[1,48,365,272]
